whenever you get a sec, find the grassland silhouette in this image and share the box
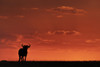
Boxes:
[0,44,100,67]
[1,61,100,67]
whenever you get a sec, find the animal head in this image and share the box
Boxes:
[22,43,31,49]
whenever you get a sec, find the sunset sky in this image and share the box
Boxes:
[0,0,100,61]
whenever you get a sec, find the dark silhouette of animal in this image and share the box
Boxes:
[18,44,31,62]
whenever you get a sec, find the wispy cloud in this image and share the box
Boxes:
[0,16,8,19]
[21,8,39,10]
[47,30,81,35]
[0,34,17,42]
[0,15,25,19]
[15,15,25,18]
[31,8,39,10]
[16,35,23,42]
[85,39,100,44]
[46,6,87,16]
[36,36,55,43]
[56,15,63,18]
[0,34,22,49]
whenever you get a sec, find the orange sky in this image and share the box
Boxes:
[0,0,100,61]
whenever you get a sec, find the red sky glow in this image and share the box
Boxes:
[0,0,100,61]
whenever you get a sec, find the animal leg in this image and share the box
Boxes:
[21,56,24,61]
[25,56,27,61]
[18,56,21,62]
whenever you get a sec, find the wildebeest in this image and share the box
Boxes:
[18,43,31,62]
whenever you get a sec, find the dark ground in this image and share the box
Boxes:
[0,61,100,67]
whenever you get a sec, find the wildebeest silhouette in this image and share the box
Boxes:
[18,43,31,62]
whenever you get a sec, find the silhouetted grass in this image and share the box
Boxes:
[0,61,100,67]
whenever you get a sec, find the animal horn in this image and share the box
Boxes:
[28,43,31,46]
[21,44,24,47]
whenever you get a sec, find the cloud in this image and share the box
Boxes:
[47,30,81,35]
[15,15,25,18]
[16,35,23,42]
[31,8,39,10]
[0,34,17,42]
[0,15,25,19]
[0,39,6,43]
[66,30,81,35]
[46,6,87,16]
[0,34,22,43]
[56,15,63,18]
[0,30,81,49]
[0,34,28,49]
[0,34,21,49]
[21,8,39,10]
[0,16,8,19]
[36,36,55,43]
[85,39,100,44]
